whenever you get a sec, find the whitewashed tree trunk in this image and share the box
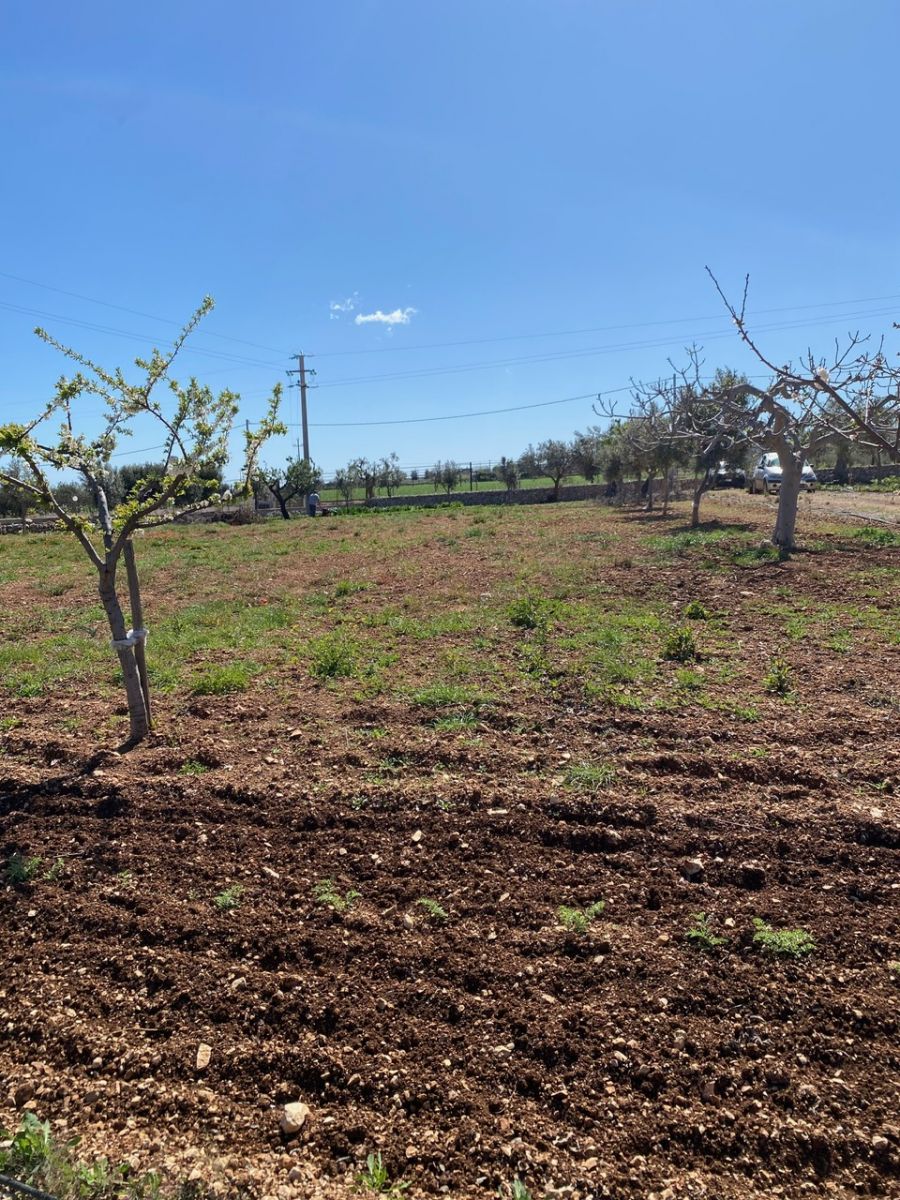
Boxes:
[772,456,803,551]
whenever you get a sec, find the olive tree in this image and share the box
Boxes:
[536,438,573,499]
[378,453,405,497]
[0,298,284,745]
[494,456,519,491]
[432,460,461,496]
[257,456,322,519]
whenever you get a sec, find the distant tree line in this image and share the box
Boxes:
[0,459,225,519]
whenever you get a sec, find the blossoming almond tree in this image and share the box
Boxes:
[0,298,285,745]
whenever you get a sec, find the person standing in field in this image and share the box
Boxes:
[307,489,320,517]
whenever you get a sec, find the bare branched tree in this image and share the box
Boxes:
[706,270,900,548]
[0,298,285,745]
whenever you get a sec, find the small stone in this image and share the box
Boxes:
[287,1166,303,1182]
[411,829,423,844]
[196,1043,212,1072]
[402,913,415,930]
[682,858,704,882]
[280,1101,310,1135]
[289,729,303,739]
[14,1083,34,1108]
[872,1135,889,1152]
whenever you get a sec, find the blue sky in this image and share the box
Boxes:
[2,0,899,480]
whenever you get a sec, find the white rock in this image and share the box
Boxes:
[280,1101,310,1135]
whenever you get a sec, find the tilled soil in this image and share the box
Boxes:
[1,498,898,1200]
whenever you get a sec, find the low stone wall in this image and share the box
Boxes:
[815,465,900,485]
[368,482,614,509]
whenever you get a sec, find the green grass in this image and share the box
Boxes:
[191,662,255,695]
[410,682,489,708]
[850,525,900,548]
[564,761,616,791]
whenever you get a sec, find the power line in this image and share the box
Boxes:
[0,300,286,370]
[311,304,900,391]
[313,292,900,358]
[0,269,291,356]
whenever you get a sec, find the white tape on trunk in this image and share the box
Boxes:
[110,627,149,650]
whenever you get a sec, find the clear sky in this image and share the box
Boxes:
[2,0,899,480]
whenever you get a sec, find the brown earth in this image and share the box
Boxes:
[1,495,898,1200]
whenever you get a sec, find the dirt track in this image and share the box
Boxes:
[1,497,898,1199]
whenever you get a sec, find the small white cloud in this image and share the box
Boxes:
[329,293,359,319]
[354,306,417,327]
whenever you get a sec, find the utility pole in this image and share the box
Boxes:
[288,354,311,463]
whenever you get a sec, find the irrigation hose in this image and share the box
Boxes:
[0,1175,60,1200]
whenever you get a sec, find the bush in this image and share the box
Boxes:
[662,626,698,662]
[508,594,550,630]
[309,632,356,678]
[763,657,792,696]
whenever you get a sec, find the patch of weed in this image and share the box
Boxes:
[686,912,728,951]
[752,918,815,957]
[313,878,360,913]
[851,526,900,549]
[335,579,369,597]
[683,600,711,620]
[355,1151,408,1195]
[179,759,210,776]
[564,761,616,791]
[674,667,705,692]
[733,544,782,567]
[309,632,356,679]
[508,594,551,630]
[557,900,605,934]
[5,852,43,884]
[213,884,244,911]
[410,682,487,708]
[416,898,448,922]
[763,657,793,696]
[662,625,699,662]
[191,663,254,695]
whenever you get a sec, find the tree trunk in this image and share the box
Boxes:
[644,474,655,511]
[98,567,150,744]
[691,478,708,528]
[661,471,671,517]
[123,539,152,729]
[273,488,291,519]
[772,458,803,552]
